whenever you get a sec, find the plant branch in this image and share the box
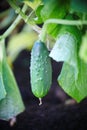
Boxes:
[39,18,87,42]
[0,4,28,40]
[7,0,34,24]
[7,0,26,17]
[45,19,87,26]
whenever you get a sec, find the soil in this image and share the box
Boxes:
[0,50,87,130]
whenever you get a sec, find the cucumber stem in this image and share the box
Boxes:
[39,98,42,106]
[39,24,47,43]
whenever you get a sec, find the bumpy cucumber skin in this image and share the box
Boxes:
[30,41,52,98]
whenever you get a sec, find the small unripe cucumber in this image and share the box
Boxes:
[30,40,52,98]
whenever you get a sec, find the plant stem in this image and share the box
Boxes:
[7,0,33,24]
[45,19,87,26]
[0,4,28,40]
[2,0,87,42]
[39,18,87,42]
[39,24,47,43]
[8,0,27,19]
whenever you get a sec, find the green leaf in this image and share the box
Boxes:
[34,5,43,24]
[0,74,6,100]
[50,34,78,78]
[70,0,87,13]
[49,25,81,80]
[0,60,25,121]
[41,0,68,21]
[35,0,69,38]
[79,32,87,63]
[0,40,6,100]
[41,0,69,38]
[0,39,24,120]
[49,23,87,102]
[58,58,87,102]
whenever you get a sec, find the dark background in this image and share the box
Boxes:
[0,50,87,130]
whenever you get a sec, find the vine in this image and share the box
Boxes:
[0,0,87,42]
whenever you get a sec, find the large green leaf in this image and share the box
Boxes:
[49,23,87,102]
[58,58,87,102]
[35,0,69,38]
[42,0,69,38]
[0,60,25,121]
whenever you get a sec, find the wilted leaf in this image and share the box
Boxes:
[50,33,78,80]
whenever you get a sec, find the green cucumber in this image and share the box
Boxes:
[30,40,52,99]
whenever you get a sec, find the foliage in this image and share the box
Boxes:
[0,0,87,121]
[0,40,24,121]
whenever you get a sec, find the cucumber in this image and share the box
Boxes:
[30,40,52,98]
